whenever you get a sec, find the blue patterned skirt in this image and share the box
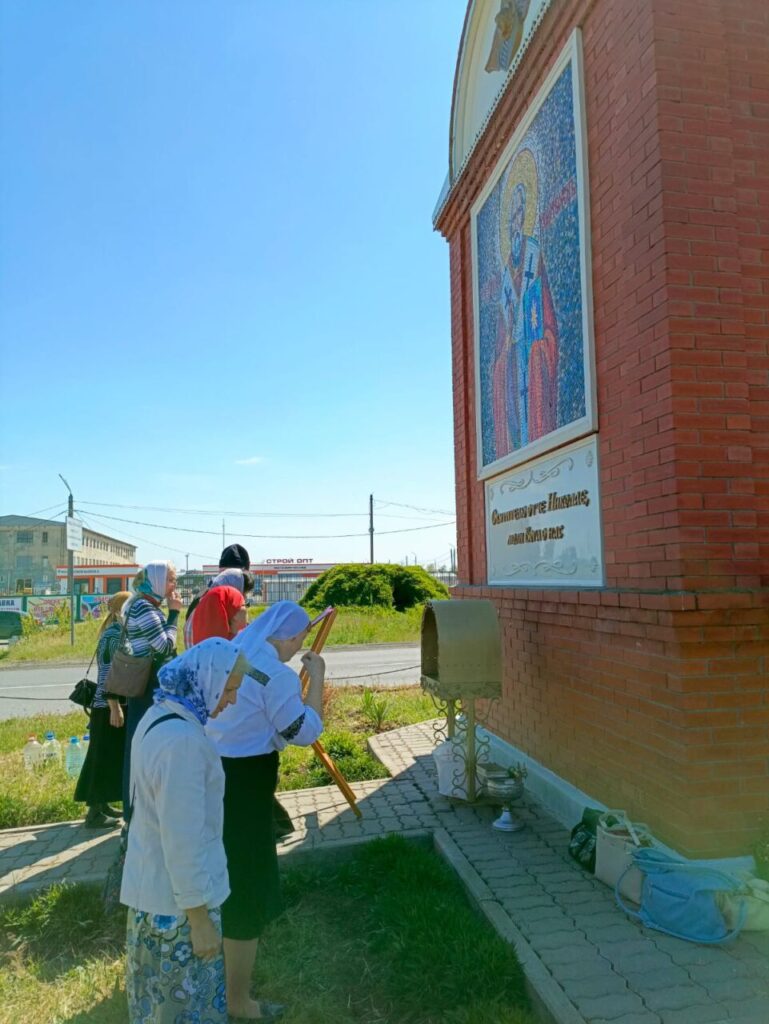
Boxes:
[125,907,227,1024]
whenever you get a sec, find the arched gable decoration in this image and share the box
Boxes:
[447,0,553,189]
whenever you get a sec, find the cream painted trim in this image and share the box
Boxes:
[448,0,555,190]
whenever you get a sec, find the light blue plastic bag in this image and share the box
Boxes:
[616,847,746,945]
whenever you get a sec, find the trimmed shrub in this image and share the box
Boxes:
[302,564,448,612]
[387,565,448,611]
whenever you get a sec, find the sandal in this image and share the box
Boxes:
[229,1001,286,1023]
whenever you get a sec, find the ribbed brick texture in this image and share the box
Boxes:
[436,0,769,856]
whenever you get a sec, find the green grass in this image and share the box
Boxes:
[0,606,422,665]
[0,618,104,665]
[0,882,125,1024]
[0,710,92,828]
[0,837,536,1024]
[0,687,437,828]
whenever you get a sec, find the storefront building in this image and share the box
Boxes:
[55,563,140,595]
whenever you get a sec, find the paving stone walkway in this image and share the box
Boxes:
[1,720,768,1024]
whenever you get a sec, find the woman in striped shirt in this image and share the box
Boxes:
[121,561,183,810]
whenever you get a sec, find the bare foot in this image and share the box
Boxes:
[228,997,283,1021]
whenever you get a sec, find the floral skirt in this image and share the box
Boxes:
[125,908,227,1024]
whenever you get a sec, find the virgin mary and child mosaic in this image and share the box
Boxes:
[474,58,591,474]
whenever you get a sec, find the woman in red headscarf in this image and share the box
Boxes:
[190,586,247,646]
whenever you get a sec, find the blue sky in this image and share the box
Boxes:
[0,0,467,570]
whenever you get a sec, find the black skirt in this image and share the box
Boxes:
[121,668,161,812]
[221,751,283,941]
[74,706,125,806]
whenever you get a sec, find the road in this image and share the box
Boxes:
[0,644,422,720]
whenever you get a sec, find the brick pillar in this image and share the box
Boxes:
[438,0,769,856]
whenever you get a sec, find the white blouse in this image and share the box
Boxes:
[120,703,230,916]
[206,643,322,758]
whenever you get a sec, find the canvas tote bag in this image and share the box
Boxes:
[595,810,653,903]
[104,608,153,698]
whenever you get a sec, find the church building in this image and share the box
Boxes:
[436,0,768,856]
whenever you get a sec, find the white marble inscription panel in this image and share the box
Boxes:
[485,434,603,587]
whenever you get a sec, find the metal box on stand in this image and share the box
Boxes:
[420,600,502,800]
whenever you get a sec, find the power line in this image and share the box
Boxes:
[423,550,454,567]
[79,510,218,562]
[18,502,67,520]
[375,499,455,517]
[76,509,455,540]
[77,499,438,522]
[78,500,367,518]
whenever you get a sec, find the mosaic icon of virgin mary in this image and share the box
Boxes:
[491,148,558,457]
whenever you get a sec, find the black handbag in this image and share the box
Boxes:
[68,650,98,711]
[568,807,604,873]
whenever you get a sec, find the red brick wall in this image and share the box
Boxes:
[437,0,769,856]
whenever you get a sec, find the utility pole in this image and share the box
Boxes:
[186,553,190,574]
[58,474,75,647]
[369,494,374,564]
[222,519,226,549]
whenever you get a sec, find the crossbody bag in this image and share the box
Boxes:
[101,711,182,913]
[104,605,155,698]
[68,648,98,712]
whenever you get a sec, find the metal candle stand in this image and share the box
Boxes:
[421,600,502,805]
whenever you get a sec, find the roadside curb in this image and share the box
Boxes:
[0,641,421,672]
[0,661,89,672]
[432,828,585,1024]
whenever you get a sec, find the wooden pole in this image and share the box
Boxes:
[301,608,363,819]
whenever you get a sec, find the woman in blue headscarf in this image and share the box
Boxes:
[206,602,326,1022]
[121,638,247,1024]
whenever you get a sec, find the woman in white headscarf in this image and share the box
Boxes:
[121,561,182,810]
[121,638,247,1024]
[205,601,325,1022]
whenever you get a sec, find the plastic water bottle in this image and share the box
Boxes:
[65,737,85,778]
[23,736,43,772]
[81,733,90,756]
[41,731,63,769]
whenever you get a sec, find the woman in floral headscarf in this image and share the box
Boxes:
[121,638,247,1024]
[120,561,182,810]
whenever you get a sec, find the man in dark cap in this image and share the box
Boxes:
[218,543,250,570]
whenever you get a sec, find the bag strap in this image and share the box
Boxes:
[85,611,120,676]
[143,711,183,737]
[614,864,643,922]
[85,647,98,678]
[117,606,132,651]
[125,712,183,828]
